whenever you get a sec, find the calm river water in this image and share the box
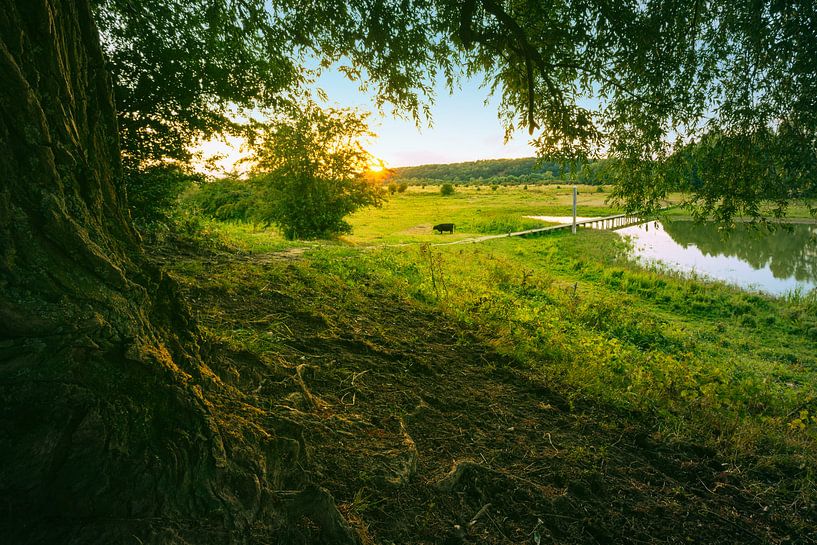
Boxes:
[617,220,817,296]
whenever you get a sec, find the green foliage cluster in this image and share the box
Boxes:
[94,0,817,221]
[392,157,613,187]
[254,174,382,240]
[577,160,616,186]
[387,182,409,195]
[392,157,561,181]
[93,0,298,170]
[182,178,258,222]
[676,131,816,219]
[125,165,202,225]
[180,103,386,240]
[250,103,384,239]
[440,183,455,196]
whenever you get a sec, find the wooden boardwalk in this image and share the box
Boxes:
[516,213,643,236]
[434,213,643,246]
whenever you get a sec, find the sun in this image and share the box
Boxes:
[368,158,388,173]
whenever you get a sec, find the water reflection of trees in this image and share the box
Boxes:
[660,220,817,282]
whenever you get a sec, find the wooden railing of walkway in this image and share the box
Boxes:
[518,213,643,236]
[433,212,644,246]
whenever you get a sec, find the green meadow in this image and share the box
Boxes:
[182,183,623,249]
[343,184,621,244]
[180,184,817,512]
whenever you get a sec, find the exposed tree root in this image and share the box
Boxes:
[278,484,360,545]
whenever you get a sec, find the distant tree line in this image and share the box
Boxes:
[392,157,552,180]
[390,157,615,186]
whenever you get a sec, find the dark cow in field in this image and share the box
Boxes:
[433,223,455,234]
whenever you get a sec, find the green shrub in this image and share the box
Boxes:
[250,102,384,239]
[182,178,256,222]
[440,183,455,196]
[126,165,202,225]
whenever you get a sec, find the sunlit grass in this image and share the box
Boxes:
[177,215,303,253]
[304,232,817,486]
[176,186,817,505]
[342,184,622,244]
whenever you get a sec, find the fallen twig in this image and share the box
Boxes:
[468,503,492,529]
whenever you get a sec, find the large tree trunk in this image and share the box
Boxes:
[0,2,313,542]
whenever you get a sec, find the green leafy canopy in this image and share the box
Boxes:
[94,0,817,221]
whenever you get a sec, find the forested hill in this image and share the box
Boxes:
[391,157,565,182]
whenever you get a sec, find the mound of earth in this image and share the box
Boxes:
[152,239,810,544]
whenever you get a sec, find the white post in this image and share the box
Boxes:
[572,185,577,234]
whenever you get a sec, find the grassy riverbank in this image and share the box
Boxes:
[159,185,817,541]
[182,190,817,465]
[348,232,817,459]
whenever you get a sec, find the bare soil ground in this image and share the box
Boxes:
[154,240,812,544]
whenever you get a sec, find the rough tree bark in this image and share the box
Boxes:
[0,2,332,543]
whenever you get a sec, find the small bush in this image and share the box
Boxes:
[181,178,256,222]
[398,182,408,193]
[126,165,202,226]
[250,102,384,239]
[491,185,498,191]
[388,183,398,194]
[440,183,455,196]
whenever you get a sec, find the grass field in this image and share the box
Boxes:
[185,185,817,470]
[303,230,817,465]
[343,184,622,244]
[163,185,817,539]
[197,184,814,250]
[193,183,628,249]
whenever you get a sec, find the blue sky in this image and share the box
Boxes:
[314,67,536,168]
